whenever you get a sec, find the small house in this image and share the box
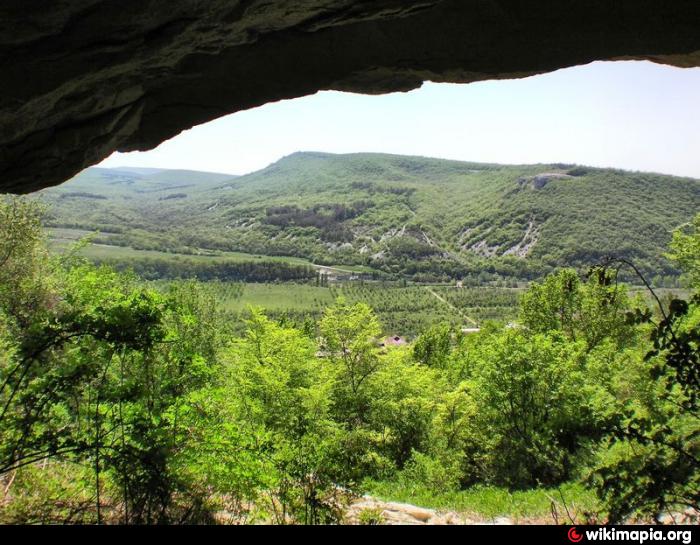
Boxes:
[382,335,407,347]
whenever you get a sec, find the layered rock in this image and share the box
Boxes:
[2,0,700,193]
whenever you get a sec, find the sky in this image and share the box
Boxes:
[98,60,700,178]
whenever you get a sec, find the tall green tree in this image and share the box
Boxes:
[0,198,223,523]
[667,213,700,288]
[320,299,382,428]
[520,268,634,350]
[221,309,348,524]
[589,225,699,522]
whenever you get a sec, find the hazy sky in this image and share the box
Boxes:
[99,60,700,178]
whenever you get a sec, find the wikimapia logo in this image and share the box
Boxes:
[567,526,693,544]
[569,527,584,542]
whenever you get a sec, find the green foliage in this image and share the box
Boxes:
[667,213,700,288]
[0,196,52,329]
[398,451,461,494]
[36,153,699,284]
[520,268,636,349]
[0,199,223,523]
[1,198,698,524]
[215,309,353,523]
[364,479,599,521]
[321,300,383,428]
[588,258,699,522]
[413,323,456,368]
[357,506,385,525]
[0,462,97,524]
[368,350,441,469]
[464,330,594,488]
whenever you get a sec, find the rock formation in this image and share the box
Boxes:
[2,0,700,193]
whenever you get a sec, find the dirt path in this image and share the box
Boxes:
[314,264,366,275]
[426,288,478,326]
[345,496,512,525]
[345,496,699,526]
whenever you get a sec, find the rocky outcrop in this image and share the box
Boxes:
[503,219,541,257]
[2,1,700,193]
[517,173,574,190]
[346,496,475,525]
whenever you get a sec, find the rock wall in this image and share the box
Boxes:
[2,0,700,193]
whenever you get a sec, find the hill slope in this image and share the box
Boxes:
[35,152,700,282]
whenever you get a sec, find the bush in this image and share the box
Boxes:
[398,451,460,494]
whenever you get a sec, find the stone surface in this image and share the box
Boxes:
[2,1,700,193]
[345,495,478,525]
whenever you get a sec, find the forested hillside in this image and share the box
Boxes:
[36,152,699,284]
[1,198,698,524]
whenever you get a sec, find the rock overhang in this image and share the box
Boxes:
[1,0,700,193]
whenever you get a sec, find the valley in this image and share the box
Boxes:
[35,152,699,285]
[2,154,698,525]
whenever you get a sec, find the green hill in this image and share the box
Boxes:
[35,152,700,283]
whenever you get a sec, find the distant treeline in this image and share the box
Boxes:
[263,202,372,243]
[59,192,108,200]
[95,256,318,282]
[350,181,416,197]
[264,202,372,228]
[159,193,188,201]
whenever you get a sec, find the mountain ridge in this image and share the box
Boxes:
[36,152,700,283]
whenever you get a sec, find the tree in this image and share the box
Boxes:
[320,299,382,428]
[520,268,634,350]
[590,292,699,522]
[221,309,349,524]
[0,197,51,331]
[589,241,699,522]
[368,348,441,468]
[413,323,454,369]
[465,329,594,488]
[0,199,223,522]
[667,213,700,288]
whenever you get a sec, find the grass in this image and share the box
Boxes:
[49,230,315,265]
[364,480,600,522]
[207,281,521,337]
[47,232,522,336]
[217,283,335,313]
[48,228,377,273]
